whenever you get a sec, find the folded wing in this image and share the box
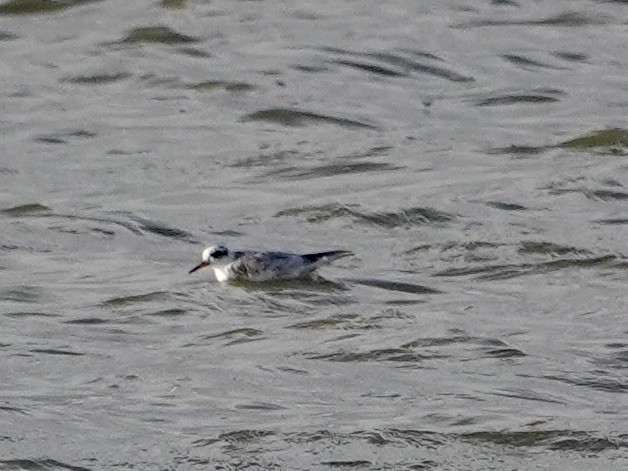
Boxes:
[230,250,352,281]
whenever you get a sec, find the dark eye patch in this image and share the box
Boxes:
[211,246,228,258]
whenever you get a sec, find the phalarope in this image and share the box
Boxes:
[189,245,352,282]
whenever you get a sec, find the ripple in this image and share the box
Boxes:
[401,335,525,359]
[199,327,263,341]
[233,277,348,294]
[235,402,286,411]
[547,434,626,452]
[134,218,196,242]
[350,278,442,295]
[241,108,378,130]
[312,332,481,366]
[178,46,211,58]
[502,54,564,70]
[354,429,446,447]
[4,311,58,318]
[0,404,28,414]
[160,0,187,9]
[324,47,475,83]
[544,373,627,393]
[433,255,621,281]
[553,51,589,62]
[489,388,565,404]
[288,312,392,331]
[595,218,628,226]
[332,58,408,77]
[102,291,168,307]
[63,72,132,85]
[291,63,331,73]
[1,203,50,216]
[457,12,609,28]
[588,190,628,201]
[320,460,373,469]
[262,161,402,181]
[546,186,628,201]
[486,201,528,211]
[462,430,566,447]
[25,211,195,241]
[600,343,628,370]
[400,335,474,349]
[307,348,437,365]
[0,30,18,40]
[407,241,500,255]
[287,316,346,330]
[118,25,198,45]
[185,328,265,347]
[144,308,187,317]
[23,211,144,236]
[30,348,84,356]
[483,347,526,358]
[196,426,628,456]
[463,430,626,452]
[35,130,97,145]
[192,429,276,447]
[517,241,591,256]
[0,0,101,15]
[559,128,628,148]
[475,92,562,107]
[275,203,453,228]
[2,460,93,471]
[487,144,548,155]
[63,317,110,325]
[0,286,45,303]
[186,427,627,468]
[491,128,628,155]
[189,80,255,92]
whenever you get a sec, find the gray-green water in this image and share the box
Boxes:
[1,0,627,469]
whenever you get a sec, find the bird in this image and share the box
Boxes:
[189,245,352,282]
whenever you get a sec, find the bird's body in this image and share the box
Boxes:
[189,245,352,282]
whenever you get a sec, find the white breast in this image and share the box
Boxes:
[212,266,231,282]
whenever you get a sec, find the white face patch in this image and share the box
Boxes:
[201,247,214,262]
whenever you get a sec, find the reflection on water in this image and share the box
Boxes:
[1,0,627,468]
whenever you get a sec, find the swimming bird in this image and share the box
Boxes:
[189,245,352,282]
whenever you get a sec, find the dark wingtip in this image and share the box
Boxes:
[303,250,353,264]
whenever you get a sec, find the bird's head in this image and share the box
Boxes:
[189,245,231,273]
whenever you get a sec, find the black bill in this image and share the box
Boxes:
[189,261,209,274]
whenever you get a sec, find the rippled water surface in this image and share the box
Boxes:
[1,0,627,469]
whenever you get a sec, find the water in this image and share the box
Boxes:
[1,0,627,469]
